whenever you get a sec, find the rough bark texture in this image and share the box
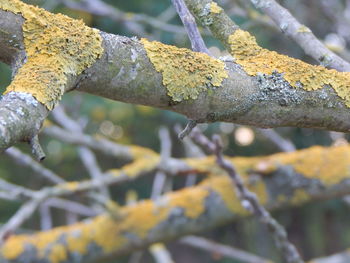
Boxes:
[2,1,350,262]
[1,145,350,263]
[0,92,48,151]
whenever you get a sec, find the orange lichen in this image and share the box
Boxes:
[140,38,228,102]
[228,29,350,107]
[0,0,103,109]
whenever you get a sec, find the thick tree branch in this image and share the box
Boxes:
[1,145,350,262]
[2,0,350,149]
[78,31,350,132]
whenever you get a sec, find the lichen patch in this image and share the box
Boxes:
[210,2,223,14]
[228,29,350,107]
[254,145,350,185]
[141,38,228,102]
[0,0,103,109]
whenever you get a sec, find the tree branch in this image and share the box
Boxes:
[3,0,350,153]
[249,0,350,71]
[1,144,350,262]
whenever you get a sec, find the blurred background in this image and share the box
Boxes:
[2,0,350,262]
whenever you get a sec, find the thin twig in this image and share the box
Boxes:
[149,243,175,263]
[178,120,197,140]
[0,178,35,200]
[189,128,304,263]
[149,128,175,262]
[152,127,173,199]
[52,106,111,198]
[5,147,65,184]
[29,135,46,161]
[257,129,296,152]
[39,202,52,230]
[175,124,205,186]
[250,0,350,71]
[171,0,210,54]
[180,235,272,263]
[59,0,194,37]
[0,193,46,243]
[43,125,132,160]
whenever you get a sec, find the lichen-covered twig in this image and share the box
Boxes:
[249,0,350,71]
[189,129,304,263]
[2,143,350,262]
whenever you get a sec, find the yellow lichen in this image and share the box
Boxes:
[254,145,350,185]
[1,236,27,259]
[228,29,350,107]
[140,38,228,102]
[129,145,158,159]
[3,224,77,260]
[208,175,268,214]
[297,25,311,33]
[203,175,248,215]
[185,156,218,174]
[169,186,209,218]
[1,176,231,261]
[106,145,160,177]
[4,145,350,261]
[121,156,160,177]
[58,181,80,191]
[0,0,103,110]
[248,180,268,205]
[49,244,67,263]
[289,189,311,206]
[210,2,223,14]
[276,194,287,204]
